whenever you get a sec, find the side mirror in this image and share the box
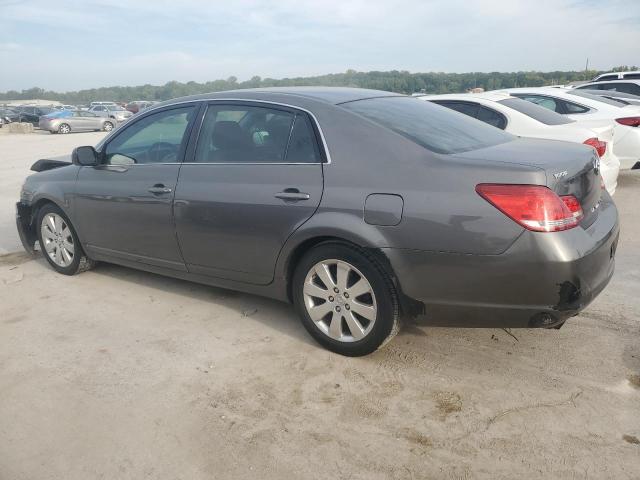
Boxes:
[72,146,99,166]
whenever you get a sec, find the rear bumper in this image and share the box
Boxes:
[385,197,619,328]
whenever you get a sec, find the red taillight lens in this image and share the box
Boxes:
[476,184,583,232]
[583,137,606,157]
[616,117,640,127]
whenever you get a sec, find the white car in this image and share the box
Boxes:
[420,92,620,194]
[497,87,640,170]
[592,71,640,82]
[573,80,640,97]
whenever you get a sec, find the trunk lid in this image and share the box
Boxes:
[455,137,602,228]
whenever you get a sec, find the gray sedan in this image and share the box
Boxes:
[16,87,618,356]
[88,105,133,122]
[39,111,116,134]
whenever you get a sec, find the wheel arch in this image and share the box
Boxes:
[281,231,420,316]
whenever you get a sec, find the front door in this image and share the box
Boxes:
[74,104,198,270]
[174,102,325,284]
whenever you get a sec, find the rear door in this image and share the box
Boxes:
[174,101,325,285]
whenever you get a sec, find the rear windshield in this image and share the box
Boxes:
[497,98,573,125]
[341,96,514,154]
[566,90,628,107]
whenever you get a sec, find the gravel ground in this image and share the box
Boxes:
[0,131,639,479]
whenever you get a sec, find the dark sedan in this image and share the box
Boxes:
[15,88,618,356]
[13,106,55,125]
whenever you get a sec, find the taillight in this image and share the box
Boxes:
[476,184,583,232]
[616,117,640,127]
[583,137,606,157]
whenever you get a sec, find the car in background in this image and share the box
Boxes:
[12,106,56,126]
[571,89,640,107]
[88,105,133,122]
[39,110,116,134]
[90,101,118,108]
[574,80,640,97]
[421,92,619,194]
[16,87,619,356]
[53,105,78,111]
[592,71,640,82]
[125,101,156,114]
[497,87,640,170]
[0,108,21,125]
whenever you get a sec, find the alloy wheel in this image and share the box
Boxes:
[303,259,377,342]
[41,213,75,267]
[59,124,70,134]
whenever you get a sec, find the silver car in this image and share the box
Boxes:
[88,105,133,122]
[39,111,116,134]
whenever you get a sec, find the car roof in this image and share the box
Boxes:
[155,87,403,108]
[594,70,640,80]
[581,79,640,85]
[422,92,512,102]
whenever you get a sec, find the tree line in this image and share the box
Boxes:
[1,66,638,104]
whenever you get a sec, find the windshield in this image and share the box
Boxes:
[498,98,573,125]
[341,96,514,154]
[566,90,628,107]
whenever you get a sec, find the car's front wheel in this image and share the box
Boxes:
[292,243,400,356]
[36,203,95,275]
[103,121,114,132]
[58,123,71,134]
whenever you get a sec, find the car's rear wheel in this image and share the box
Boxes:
[58,123,71,134]
[103,121,114,132]
[36,203,95,275]
[292,243,400,356]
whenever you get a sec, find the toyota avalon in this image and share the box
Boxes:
[16,87,619,356]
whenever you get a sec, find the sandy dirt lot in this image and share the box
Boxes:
[0,131,639,479]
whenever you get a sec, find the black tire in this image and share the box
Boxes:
[58,123,71,134]
[103,121,114,132]
[292,242,400,356]
[36,203,95,275]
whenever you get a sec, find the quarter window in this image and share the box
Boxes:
[104,106,195,165]
[477,106,507,129]
[563,101,590,114]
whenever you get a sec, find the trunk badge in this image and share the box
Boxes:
[553,171,568,179]
[593,157,600,175]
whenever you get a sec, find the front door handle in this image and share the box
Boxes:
[275,189,310,201]
[148,184,172,195]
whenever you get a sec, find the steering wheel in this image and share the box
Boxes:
[149,142,178,163]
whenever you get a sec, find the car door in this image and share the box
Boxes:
[74,104,199,270]
[79,111,102,130]
[173,101,324,285]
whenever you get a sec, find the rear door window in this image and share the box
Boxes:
[497,98,573,125]
[433,101,480,118]
[194,104,322,163]
[600,83,640,95]
[511,94,561,113]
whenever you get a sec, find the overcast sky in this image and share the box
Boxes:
[1,0,639,92]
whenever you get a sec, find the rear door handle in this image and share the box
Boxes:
[148,184,172,194]
[275,189,310,201]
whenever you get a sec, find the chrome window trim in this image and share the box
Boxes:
[95,98,332,164]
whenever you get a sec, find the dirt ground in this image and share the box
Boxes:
[1,131,639,479]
